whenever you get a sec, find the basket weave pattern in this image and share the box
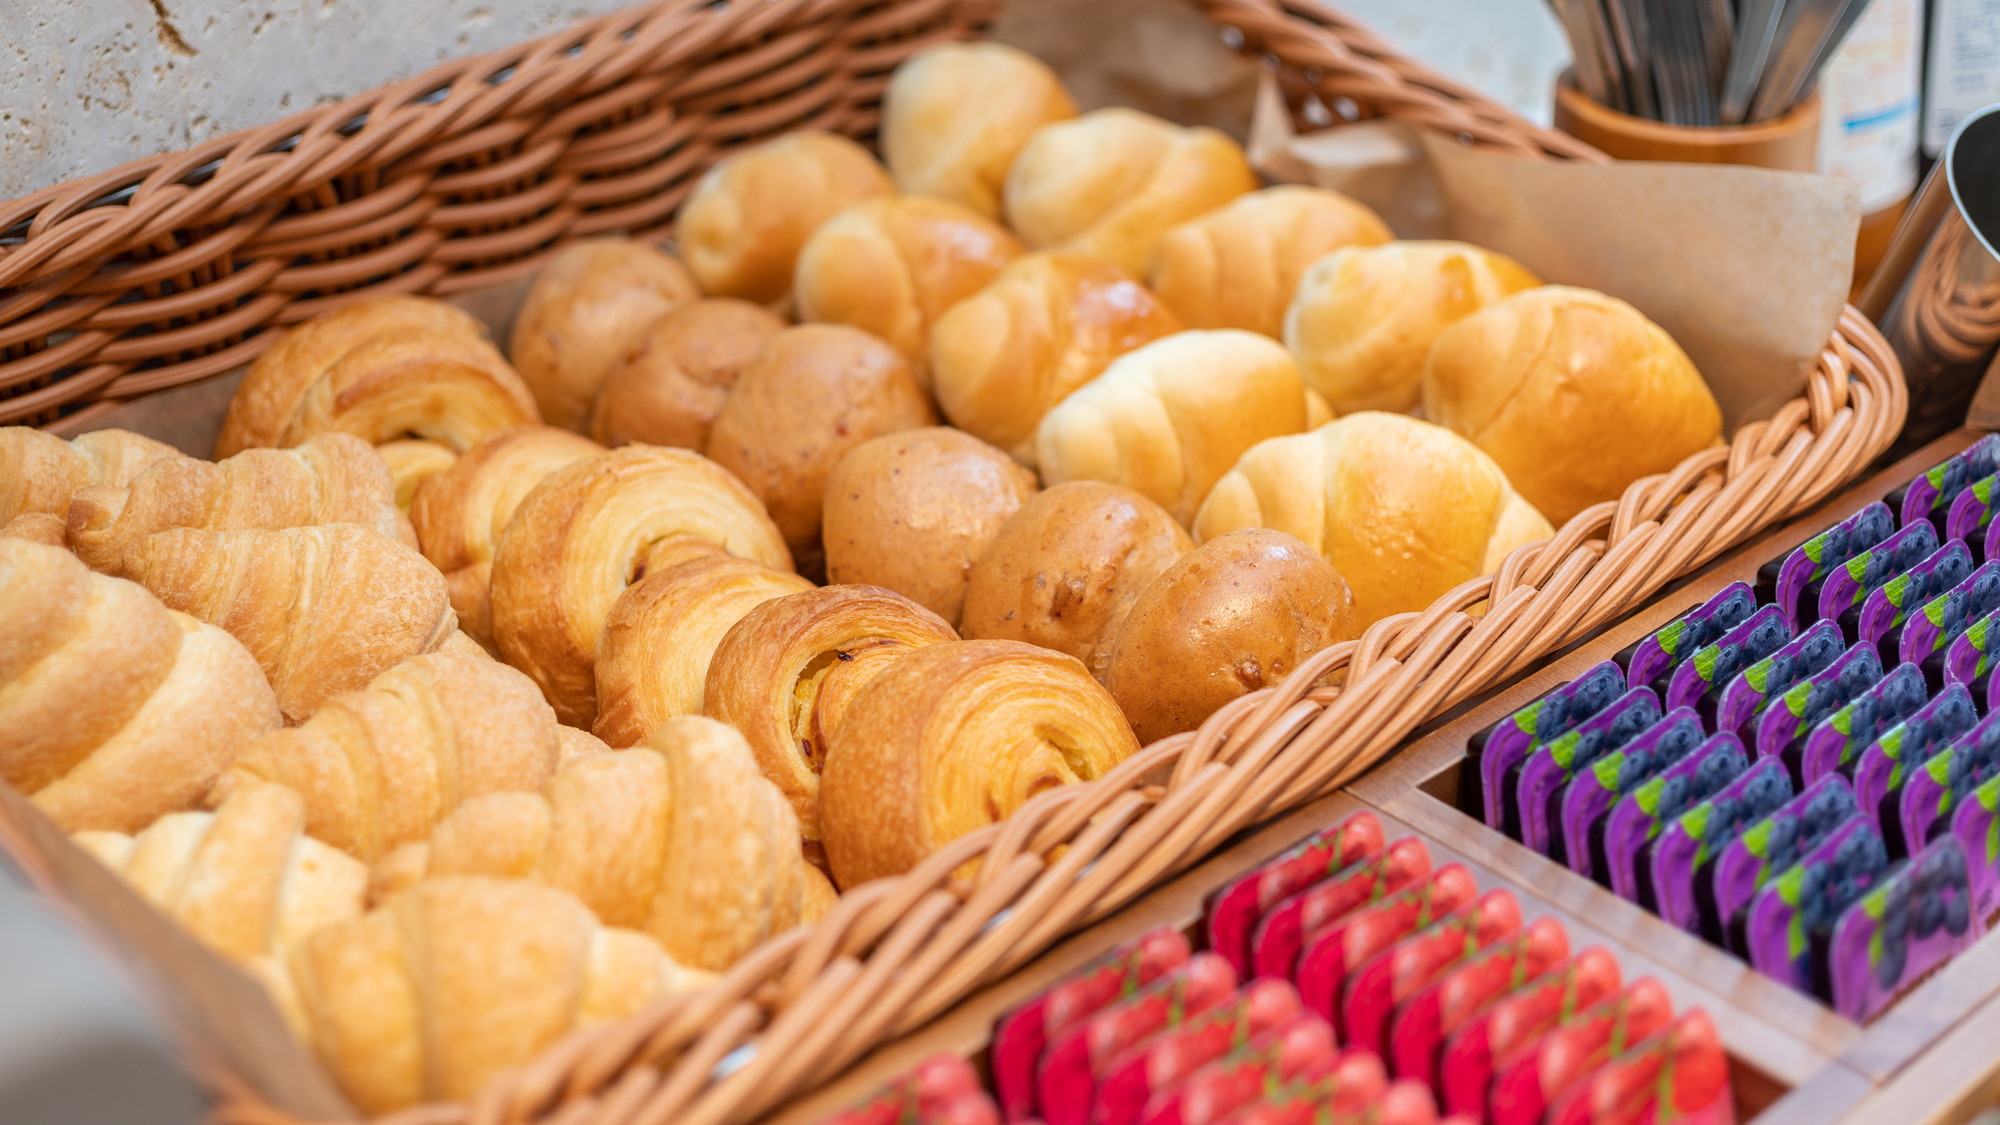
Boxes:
[0,1,1905,1124]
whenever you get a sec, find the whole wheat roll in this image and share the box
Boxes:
[1150,185,1391,337]
[589,299,786,451]
[880,40,1077,218]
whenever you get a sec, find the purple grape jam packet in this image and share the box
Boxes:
[1711,774,1861,954]
[1604,733,1751,907]
[1897,433,2000,530]
[1988,516,2000,570]
[1774,502,1895,629]
[1899,712,2000,856]
[1829,835,1980,1021]
[1799,663,1928,785]
[1754,642,1883,768]
[1559,709,1706,884]
[1854,685,1978,840]
[1944,605,2000,688]
[1746,816,1887,993]
[1950,774,2000,929]
[1906,562,2000,675]
[1817,520,1939,627]
[1946,471,2000,548]
[1472,661,1626,837]
[1664,605,1791,719]
[1714,621,1846,739]
[1516,688,1661,862]
[1650,756,1792,932]
[1625,582,1758,692]
[1856,539,1974,654]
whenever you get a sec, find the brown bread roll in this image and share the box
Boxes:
[822,427,1039,627]
[1150,186,1391,337]
[588,298,786,450]
[1101,529,1359,744]
[930,252,1182,466]
[1422,285,1723,524]
[1284,241,1541,414]
[1192,412,1552,626]
[881,40,1078,217]
[676,131,894,303]
[959,480,1191,678]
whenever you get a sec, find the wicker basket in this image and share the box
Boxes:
[0,1,1904,1123]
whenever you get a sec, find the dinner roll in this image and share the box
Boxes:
[1192,413,1551,625]
[1034,329,1319,526]
[589,299,785,450]
[881,41,1077,217]
[1150,186,1391,337]
[1002,107,1257,276]
[676,132,893,303]
[1284,241,1540,414]
[509,239,700,431]
[1423,286,1722,524]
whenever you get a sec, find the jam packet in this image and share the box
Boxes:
[1713,620,1844,739]
[819,1054,996,1125]
[1541,1011,1733,1125]
[1222,1080,1438,1125]
[1294,866,1479,1031]
[1828,836,1980,1021]
[1386,917,1569,1092]
[1853,685,1978,853]
[1038,954,1237,1125]
[1602,733,1749,906]
[1209,812,1386,978]
[1770,502,1895,629]
[1798,662,1928,785]
[1487,980,1674,1125]
[1663,605,1790,721]
[1709,774,1861,955]
[1560,709,1706,883]
[1902,562,2000,674]
[1471,662,1626,836]
[1744,817,1887,992]
[1894,433,2000,530]
[1949,774,2000,930]
[1621,582,1758,692]
[1651,757,1793,932]
[1095,979,1302,1125]
[1943,604,2000,690]
[1436,949,1624,1119]
[1754,642,1882,770]
[1517,688,1662,862]
[1816,519,1939,628]
[1340,891,1523,1057]
[1899,713,2000,854]
[1947,471,2000,552]
[1250,838,1432,983]
[1135,1016,1346,1125]
[1855,539,1975,657]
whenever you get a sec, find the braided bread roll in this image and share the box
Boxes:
[590,298,787,450]
[0,426,185,526]
[216,295,539,457]
[820,639,1140,888]
[0,536,280,832]
[374,439,458,511]
[289,875,711,1114]
[67,433,402,575]
[490,445,792,726]
[705,585,957,844]
[1150,186,1392,336]
[881,41,1077,218]
[123,524,457,722]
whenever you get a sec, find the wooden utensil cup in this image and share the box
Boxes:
[1552,71,1821,172]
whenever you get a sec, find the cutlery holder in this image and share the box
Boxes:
[1553,71,1822,171]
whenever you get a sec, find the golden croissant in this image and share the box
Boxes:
[374,438,458,512]
[703,584,957,845]
[819,639,1140,889]
[0,425,185,527]
[215,652,571,861]
[288,875,711,1114]
[489,444,792,726]
[0,536,281,832]
[123,524,458,722]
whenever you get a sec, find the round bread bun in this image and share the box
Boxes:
[1150,185,1391,337]
[881,41,1078,218]
[589,299,786,450]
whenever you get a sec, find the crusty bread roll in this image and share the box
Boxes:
[1150,186,1391,337]
[0,427,185,527]
[374,439,457,512]
[676,131,894,303]
[959,480,1191,678]
[1192,413,1552,625]
[822,428,1039,627]
[819,639,1139,888]
[930,252,1182,465]
[706,324,937,570]
[1101,529,1358,743]
[1002,107,1257,276]
[589,298,785,450]
[509,239,701,431]
[1422,285,1723,524]
[795,196,1022,381]
[1284,241,1541,414]
[1034,329,1320,525]
[881,40,1077,217]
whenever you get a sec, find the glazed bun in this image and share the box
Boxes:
[1002,107,1257,276]
[1284,241,1540,414]
[509,239,700,431]
[1423,285,1722,524]
[1193,412,1551,625]
[1150,186,1391,337]
[589,299,786,450]
[881,41,1078,218]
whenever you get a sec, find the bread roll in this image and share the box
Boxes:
[0,427,184,527]
[374,439,457,512]
[677,131,894,303]
[930,252,1182,465]
[881,40,1077,217]
[1192,413,1552,625]
[1034,329,1319,525]
[1002,107,1257,276]
[705,324,937,570]
[1422,285,1722,524]
[819,639,1139,888]
[822,428,1039,626]
[1150,186,1391,336]
[1101,529,1358,743]
[509,239,701,430]
[959,481,1191,678]
[589,298,785,450]
[795,196,1022,379]
[1284,241,1541,414]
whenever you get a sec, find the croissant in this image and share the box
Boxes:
[2,511,68,547]
[490,445,792,725]
[409,425,603,649]
[374,439,458,511]
[704,585,958,844]
[123,524,457,722]
[593,556,814,748]
[0,536,281,833]
[880,40,1078,218]
[0,426,185,526]
[216,295,539,457]
[288,875,711,1114]
[67,433,402,575]
[819,639,1140,888]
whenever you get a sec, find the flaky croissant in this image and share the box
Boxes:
[123,524,457,722]
[703,585,957,845]
[0,426,185,527]
[819,639,1140,888]
[0,536,281,832]
[216,295,539,457]
[67,433,402,575]
[489,445,792,726]
[288,875,711,1114]
[214,652,571,861]
[374,439,458,512]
